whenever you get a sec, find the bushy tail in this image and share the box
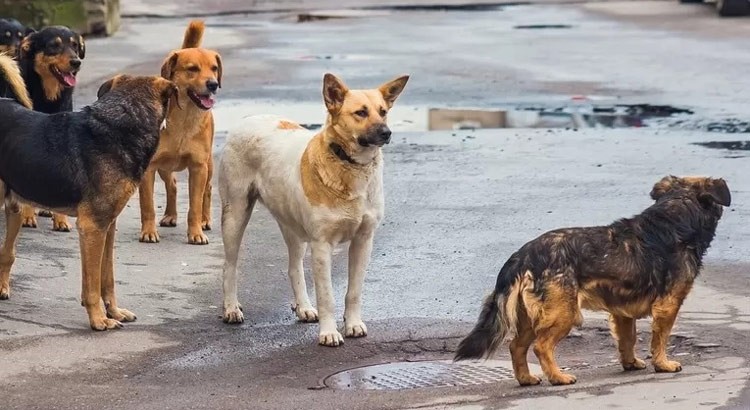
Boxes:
[181,20,205,49]
[0,54,32,109]
[454,256,524,361]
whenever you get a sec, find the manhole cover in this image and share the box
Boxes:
[324,360,540,390]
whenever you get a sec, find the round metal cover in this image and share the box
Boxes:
[325,360,539,390]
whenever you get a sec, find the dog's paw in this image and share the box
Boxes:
[201,220,212,231]
[159,215,178,227]
[548,373,577,386]
[0,284,9,300]
[292,304,318,322]
[223,303,244,324]
[516,374,542,386]
[90,317,123,331]
[21,215,37,228]
[318,330,344,347]
[344,320,368,338]
[38,209,53,217]
[623,358,647,371]
[52,218,72,232]
[139,230,160,243]
[106,307,137,322]
[188,231,209,245]
[654,360,682,373]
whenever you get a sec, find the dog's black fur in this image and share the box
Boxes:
[0,18,31,55]
[18,25,84,113]
[455,176,730,382]
[0,75,173,213]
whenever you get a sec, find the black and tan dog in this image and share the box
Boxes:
[16,25,85,231]
[455,176,730,386]
[0,54,178,330]
[0,18,32,56]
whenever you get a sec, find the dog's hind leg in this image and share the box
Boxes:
[279,225,317,322]
[158,169,178,228]
[530,279,580,385]
[609,314,646,371]
[650,282,692,373]
[20,204,37,228]
[510,305,542,386]
[51,213,72,232]
[139,167,160,243]
[311,240,344,347]
[0,202,22,299]
[343,231,374,338]
[101,220,136,323]
[220,185,256,324]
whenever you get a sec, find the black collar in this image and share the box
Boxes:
[330,142,359,165]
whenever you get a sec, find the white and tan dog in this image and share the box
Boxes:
[219,73,409,346]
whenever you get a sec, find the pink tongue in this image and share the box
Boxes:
[198,95,215,109]
[61,72,77,87]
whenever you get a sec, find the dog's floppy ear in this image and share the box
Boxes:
[215,53,222,88]
[19,31,35,60]
[700,178,731,207]
[323,73,348,114]
[76,33,85,59]
[96,75,123,99]
[167,81,182,109]
[160,52,179,80]
[378,75,409,108]
[650,175,678,201]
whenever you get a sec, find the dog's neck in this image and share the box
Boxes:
[323,123,381,166]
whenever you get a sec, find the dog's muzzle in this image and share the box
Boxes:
[358,124,392,147]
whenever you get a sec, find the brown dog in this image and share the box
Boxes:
[455,176,730,385]
[0,55,177,328]
[138,20,221,245]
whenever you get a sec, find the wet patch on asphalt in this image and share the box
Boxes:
[693,140,750,158]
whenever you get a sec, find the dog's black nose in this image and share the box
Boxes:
[69,59,81,69]
[206,79,219,93]
[378,125,392,144]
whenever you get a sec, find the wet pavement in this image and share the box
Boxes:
[2,1,750,409]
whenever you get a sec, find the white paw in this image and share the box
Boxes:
[292,304,319,322]
[223,303,244,324]
[344,320,368,338]
[318,330,344,347]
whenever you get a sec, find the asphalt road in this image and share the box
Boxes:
[1,1,749,409]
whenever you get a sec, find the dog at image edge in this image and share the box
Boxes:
[16,25,86,231]
[0,54,178,329]
[138,19,221,245]
[454,176,730,386]
[219,73,408,346]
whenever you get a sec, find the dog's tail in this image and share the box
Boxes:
[182,20,205,49]
[454,255,526,361]
[0,53,32,109]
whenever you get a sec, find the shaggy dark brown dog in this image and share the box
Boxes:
[455,176,730,386]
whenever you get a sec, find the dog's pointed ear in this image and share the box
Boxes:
[378,75,409,108]
[160,52,179,80]
[650,175,677,201]
[215,53,222,88]
[19,31,34,60]
[76,33,85,59]
[323,73,348,114]
[97,76,118,99]
[700,178,731,207]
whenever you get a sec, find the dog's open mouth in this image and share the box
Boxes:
[187,89,215,110]
[50,66,77,87]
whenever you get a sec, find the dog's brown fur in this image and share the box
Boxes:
[139,20,221,245]
[455,176,730,385]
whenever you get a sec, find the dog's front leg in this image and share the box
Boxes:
[650,282,692,373]
[139,167,160,243]
[101,221,136,323]
[187,163,209,245]
[344,233,373,338]
[78,215,122,330]
[0,203,22,299]
[311,240,343,346]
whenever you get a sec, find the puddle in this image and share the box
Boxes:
[693,141,750,158]
[362,2,528,11]
[514,24,573,29]
[324,359,536,390]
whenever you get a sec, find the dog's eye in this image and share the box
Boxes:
[211,65,218,72]
[17,32,22,38]
[187,66,200,73]
[5,31,10,38]
[354,109,368,118]
[379,108,387,117]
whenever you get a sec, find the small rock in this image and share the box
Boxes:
[568,331,583,338]
[694,343,721,348]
